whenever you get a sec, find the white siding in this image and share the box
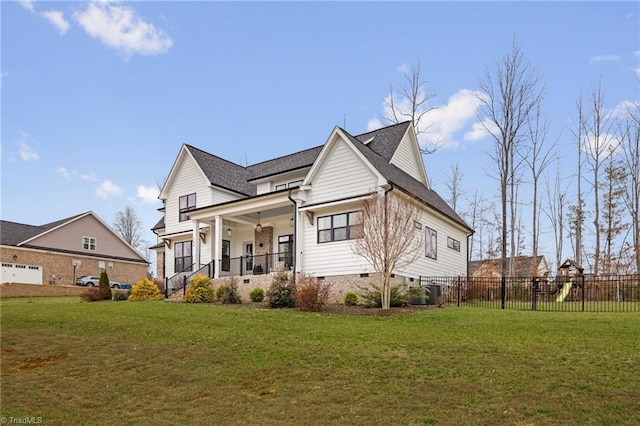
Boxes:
[298,206,371,276]
[306,139,378,205]
[390,132,426,185]
[164,155,212,235]
[256,182,271,194]
[396,203,468,278]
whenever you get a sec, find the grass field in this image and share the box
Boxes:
[1,297,639,425]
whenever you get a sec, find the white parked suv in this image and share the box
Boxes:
[75,276,122,288]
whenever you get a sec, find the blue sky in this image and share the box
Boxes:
[1,1,638,270]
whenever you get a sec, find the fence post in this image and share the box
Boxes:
[165,277,168,299]
[531,277,538,311]
[457,276,461,307]
[581,275,585,312]
[183,275,187,297]
[501,276,506,309]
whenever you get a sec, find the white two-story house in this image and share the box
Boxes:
[151,121,472,300]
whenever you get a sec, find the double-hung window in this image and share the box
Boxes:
[317,211,362,243]
[174,241,193,273]
[83,236,96,251]
[179,193,196,222]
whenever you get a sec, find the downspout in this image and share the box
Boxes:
[288,189,297,286]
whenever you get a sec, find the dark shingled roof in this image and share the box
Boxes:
[468,256,548,277]
[342,129,470,231]
[1,213,87,246]
[185,145,256,196]
[247,145,323,181]
[354,121,411,161]
[179,121,469,232]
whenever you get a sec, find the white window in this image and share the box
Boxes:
[83,236,96,251]
[108,262,114,270]
[98,261,105,271]
[425,227,437,260]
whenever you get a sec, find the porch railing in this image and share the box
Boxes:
[218,252,293,278]
[165,260,215,298]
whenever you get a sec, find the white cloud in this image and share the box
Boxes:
[366,118,384,132]
[137,185,160,203]
[590,55,619,64]
[81,172,99,182]
[56,167,75,179]
[74,1,173,57]
[96,180,123,198]
[41,10,70,36]
[18,0,35,13]
[610,100,637,119]
[19,142,39,161]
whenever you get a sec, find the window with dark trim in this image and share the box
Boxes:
[425,227,437,259]
[179,193,196,222]
[83,236,96,251]
[174,241,193,273]
[447,237,461,252]
[317,211,362,243]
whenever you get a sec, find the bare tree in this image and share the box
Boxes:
[443,163,465,212]
[384,59,441,155]
[351,191,421,309]
[600,144,628,273]
[113,206,144,252]
[570,92,587,267]
[582,81,617,275]
[619,101,640,272]
[465,189,490,261]
[523,104,555,269]
[543,161,568,271]
[477,36,544,277]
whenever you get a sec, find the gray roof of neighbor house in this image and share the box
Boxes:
[176,121,470,232]
[1,213,87,246]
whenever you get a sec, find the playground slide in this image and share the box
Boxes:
[556,280,573,303]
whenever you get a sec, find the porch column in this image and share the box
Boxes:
[214,215,222,278]
[193,219,200,270]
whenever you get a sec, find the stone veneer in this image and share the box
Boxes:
[209,271,414,304]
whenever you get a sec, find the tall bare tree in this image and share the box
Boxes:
[543,161,568,271]
[619,101,640,272]
[582,81,616,275]
[351,191,421,309]
[600,144,628,273]
[477,36,544,277]
[384,59,441,155]
[570,92,587,267]
[443,163,465,212]
[523,104,555,269]
[113,206,144,253]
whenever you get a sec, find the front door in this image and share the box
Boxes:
[278,235,293,269]
[222,240,230,272]
[244,242,253,274]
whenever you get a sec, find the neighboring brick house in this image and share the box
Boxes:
[152,121,472,301]
[1,211,149,286]
[468,255,550,278]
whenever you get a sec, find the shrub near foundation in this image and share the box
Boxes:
[214,277,241,304]
[249,287,265,302]
[343,291,359,306]
[267,269,295,308]
[295,275,331,312]
[184,275,214,303]
[129,278,163,301]
[98,271,112,301]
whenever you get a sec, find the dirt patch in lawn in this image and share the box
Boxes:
[0,283,85,298]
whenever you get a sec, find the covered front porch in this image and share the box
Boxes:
[163,190,303,295]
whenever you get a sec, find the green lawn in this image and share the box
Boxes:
[1,298,639,425]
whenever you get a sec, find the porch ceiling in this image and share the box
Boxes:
[188,195,295,226]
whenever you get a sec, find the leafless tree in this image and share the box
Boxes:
[619,101,640,272]
[582,81,617,275]
[523,104,556,269]
[569,91,587,267]
[476,36,544,277]
[465,189,490,261]
[443,163,465,212]
[351,191,422,309]
[543,161,568,271]
[113,206,144,252]
[384,59,441,155]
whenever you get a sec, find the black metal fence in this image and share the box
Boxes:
[419,275,640,312]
